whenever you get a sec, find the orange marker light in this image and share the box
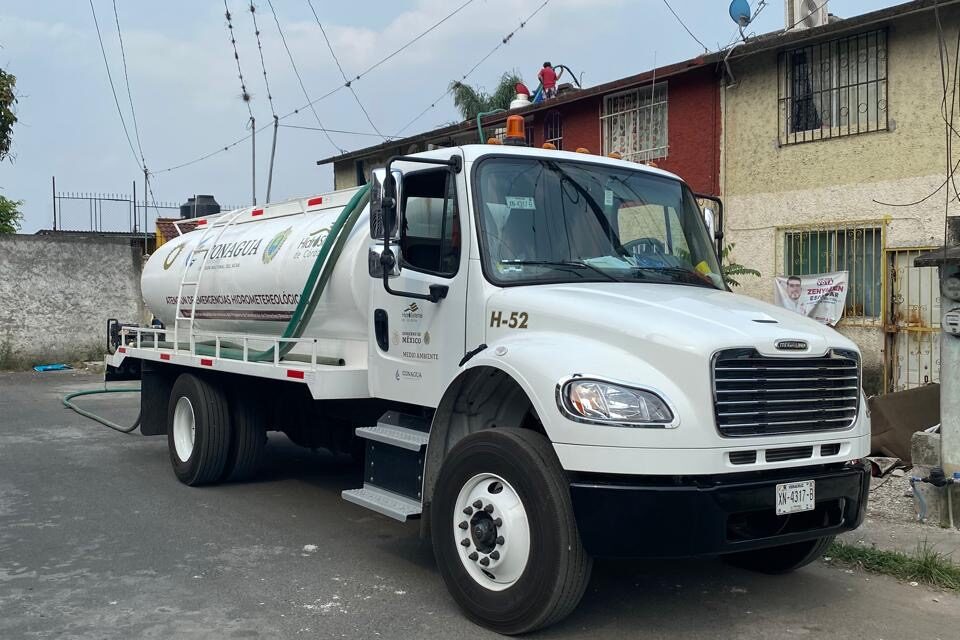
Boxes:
[607,151,622,159]
[503,115,527,146]
[576,147,591,154]
[542,142,557,150]
[487,137,502,145]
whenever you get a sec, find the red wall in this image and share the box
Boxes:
[523,66,721,195]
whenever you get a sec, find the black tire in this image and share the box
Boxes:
[431,428,592,635]
[221,390,267,482]
[724,535,835,574]
[166,373,231,486]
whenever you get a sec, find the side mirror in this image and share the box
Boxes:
[369,169,402,239]
[702,207,717,240]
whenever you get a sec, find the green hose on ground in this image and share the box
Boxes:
[63,387,142,433]
[193,184,371,365]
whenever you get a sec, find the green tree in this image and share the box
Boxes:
[0,196,23,233]
[720,243,761,288]
[0,68,17,162]
[449,72,523,121]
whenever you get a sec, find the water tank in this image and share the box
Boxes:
[180,195,221,219]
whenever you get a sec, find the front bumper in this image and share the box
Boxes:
[569,462,869,558]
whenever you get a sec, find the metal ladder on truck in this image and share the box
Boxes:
[173,208,249,352]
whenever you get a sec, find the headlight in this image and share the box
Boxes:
[557,377,674,426]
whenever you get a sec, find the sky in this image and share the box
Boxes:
[0,0,903,233]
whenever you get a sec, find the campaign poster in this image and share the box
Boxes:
[774,271,849,326]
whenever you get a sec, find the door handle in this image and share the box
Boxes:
[374,308,389,352]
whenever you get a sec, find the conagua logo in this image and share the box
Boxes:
[163,244,184,270]
[262,227,293,264]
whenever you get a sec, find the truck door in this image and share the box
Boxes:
[368,163,468,406]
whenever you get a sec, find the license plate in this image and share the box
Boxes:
[776,480,815,515]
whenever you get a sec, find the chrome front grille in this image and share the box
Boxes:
[713,348,860,437]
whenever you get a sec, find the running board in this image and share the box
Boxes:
[341,486,422,522]
[341,411,429,522]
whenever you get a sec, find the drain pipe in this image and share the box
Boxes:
[476,109,507,143]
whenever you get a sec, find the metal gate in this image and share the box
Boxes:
[884,248,941,392]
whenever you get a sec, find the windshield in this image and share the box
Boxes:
[474,158,724,289]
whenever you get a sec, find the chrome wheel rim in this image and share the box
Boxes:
[173,396,196,462]
[453,473,531,591]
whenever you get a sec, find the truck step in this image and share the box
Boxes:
[355,424,429,452]
[342,486,422,522]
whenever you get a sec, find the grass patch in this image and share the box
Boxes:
[827,540,960,591]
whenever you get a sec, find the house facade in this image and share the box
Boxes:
[722,0,958,393]
[320,59,722,196]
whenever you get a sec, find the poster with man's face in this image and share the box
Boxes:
[774,271,849,326]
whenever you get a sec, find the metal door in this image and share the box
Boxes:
[884,248,941,392]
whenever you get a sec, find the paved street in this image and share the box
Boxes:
[1,370,958,639]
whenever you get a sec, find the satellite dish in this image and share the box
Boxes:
[729,0,752,27]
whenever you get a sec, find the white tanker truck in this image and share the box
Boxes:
[109,121,870,634]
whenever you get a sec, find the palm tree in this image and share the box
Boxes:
[449,72,523,121]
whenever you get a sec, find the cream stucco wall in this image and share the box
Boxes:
[723,10,960,391]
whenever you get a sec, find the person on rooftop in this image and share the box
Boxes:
[539,62,558,99]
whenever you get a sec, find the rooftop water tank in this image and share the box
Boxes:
[180,194,221,219]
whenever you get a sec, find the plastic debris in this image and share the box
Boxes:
[33,363,72,372]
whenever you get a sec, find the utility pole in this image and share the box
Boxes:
[143,167,149,252]
[250,116,257,206]
[51,176,57,230]
[266,114,279,204]
[132,179,137,234]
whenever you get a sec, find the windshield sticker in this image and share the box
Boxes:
[505,196,535,210]
[604,189,614,206]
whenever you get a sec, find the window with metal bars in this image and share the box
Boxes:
[601,82,668,162]
[778,29,888,144]
[782,224,883,319]
[544,111,563,149]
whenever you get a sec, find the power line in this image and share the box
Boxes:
[88,0,139,166]
[156,0,478,173]
[662,0,708,53]
[224,0,254,119]
[394,0,552,138]
[266,0,342,152]
[112,0,146,168]
[280,123,390,137]
[306,0,386,140]
[248,1,277,119]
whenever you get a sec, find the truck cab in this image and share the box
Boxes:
[114,127,870,635]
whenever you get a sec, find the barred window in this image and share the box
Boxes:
[601,82,668,162]
[782,223,883,319]
[778,29,888,144]
[544,111,563,149]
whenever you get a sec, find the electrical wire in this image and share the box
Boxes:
[88,0,140,166]
[155,0,479,173]
[224,0,254,119]
[266,0,342,153]
[112,0,146,168]
[248,1,277,119]
[279,123,390,137]
[306,0,387,140]
[661,0,708,53]
[394,0,552,138]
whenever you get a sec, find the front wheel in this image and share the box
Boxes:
[431,428,592,635]
[724,535,835,574]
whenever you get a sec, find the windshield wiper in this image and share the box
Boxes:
[500,259,621,283]
[634,265,718,288]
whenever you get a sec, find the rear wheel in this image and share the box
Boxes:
[724,535,835,574]
[167,373,230,486]
[431,428,592,635]
[221,391,267,482]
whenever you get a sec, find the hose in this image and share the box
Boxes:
[192,183,371,364]
[63,387,142,434]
